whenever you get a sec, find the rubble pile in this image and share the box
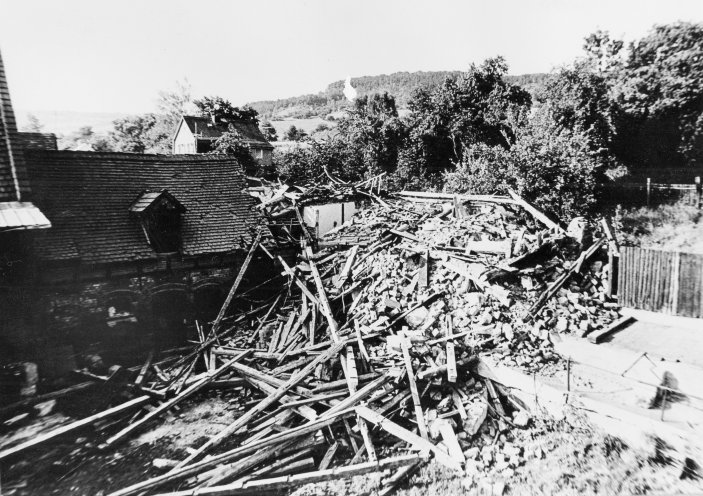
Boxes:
[0,190,622,496]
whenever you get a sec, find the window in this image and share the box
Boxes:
[130,190,186,254]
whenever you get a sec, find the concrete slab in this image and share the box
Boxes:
[604,310,703,368]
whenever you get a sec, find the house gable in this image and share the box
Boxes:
[172,118,196,154]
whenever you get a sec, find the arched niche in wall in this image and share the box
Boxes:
[192,278,228,326]
[149,283,191,349]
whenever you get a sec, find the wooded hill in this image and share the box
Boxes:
[248,71,548,119]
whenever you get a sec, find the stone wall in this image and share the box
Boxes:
[0,252,258,375]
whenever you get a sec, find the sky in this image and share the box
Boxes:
[0,0,701,114]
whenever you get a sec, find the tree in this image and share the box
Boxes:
[284,125,308,141]
[194,96,258,124]
[146,79,195,153]
[23,113,43,132]
[157,79,193,124]
[444,109,605,220]
[260,121,278,141]
[336,92,406,178]
[537,60,618,153]
[396,57,531,187]
[109,114,159,153]
[608,22,703,168]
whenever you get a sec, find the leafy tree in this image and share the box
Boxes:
[260,120,278,141]
[109,114,159,153]
[157,79,193,124]
[209,127,258,174]
[194,96,258,124]
[612,22,703,168]
[23,113,43,132]
[394,57,531,188]
[336,93,406,178]
[284,125,308,141]
[537,60,618,153]
[444,109,605,219]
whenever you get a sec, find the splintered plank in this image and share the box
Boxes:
[507,189,565,233]
[346,346,359,392]
[212,231,262,333]
[355,406,461,472]
[276,312,298,352]
[278,256,319,305]
[586,315,635,344]
[400,338,428,439]
[437,420,465,465]
[445,316,457,383]
[134,351,153,386]
[357,414,377,463]
[318,442,339,470]
[335,245,359,288]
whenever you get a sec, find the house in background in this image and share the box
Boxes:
[172,115,273,169]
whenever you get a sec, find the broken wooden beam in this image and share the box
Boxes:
[401,338,428,439]
[212,232,262,334]
[151,454,425,496]
[355,406,462,472]
[586,315,635,344]
[174,341,345,469]
[507,189,565,233]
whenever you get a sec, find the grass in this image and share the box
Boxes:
[613,204,703,253]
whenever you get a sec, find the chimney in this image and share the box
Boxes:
[210,112,217,125]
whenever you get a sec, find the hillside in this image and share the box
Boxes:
[248,71,548,120]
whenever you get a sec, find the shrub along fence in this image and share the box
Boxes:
[618,246,703,319]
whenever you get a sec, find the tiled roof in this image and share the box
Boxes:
[17,132,58,151]
[0,49,31,202]
[182,116,274,149]
[24,151,263,263]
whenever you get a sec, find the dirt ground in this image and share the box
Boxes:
[2,387,701,496]
[293,407,702,496]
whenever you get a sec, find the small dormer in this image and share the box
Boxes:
[129,189,186,254]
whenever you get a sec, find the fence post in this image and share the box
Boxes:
[646,177,651,207]
[696,176,701,210]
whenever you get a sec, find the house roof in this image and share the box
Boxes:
[181,116,274,150]
[0,49,31,202]
[24,151,263,263]
[17,132,58,151]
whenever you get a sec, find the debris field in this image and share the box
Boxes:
[0,189,624,496]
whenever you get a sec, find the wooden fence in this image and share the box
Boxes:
[618,246,703,318]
